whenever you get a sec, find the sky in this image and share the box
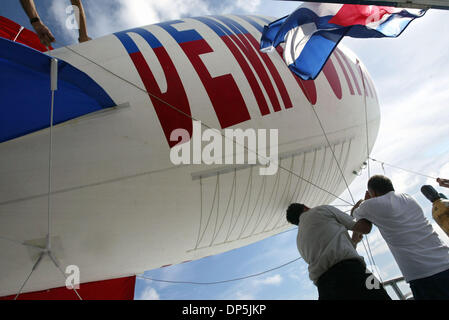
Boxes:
[1,0,449,300]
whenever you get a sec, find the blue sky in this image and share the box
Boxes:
[2,0,449,300]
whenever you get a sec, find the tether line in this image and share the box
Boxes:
[137,257,302,285]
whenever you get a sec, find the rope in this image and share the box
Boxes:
[309,105,356,205]
[357,61,371,178]
[297,77,356,205]
[14,252,45,300]
[369,158,437,180]
[137,257,302,285]
[47,61,56,250]
[356,62,383,282]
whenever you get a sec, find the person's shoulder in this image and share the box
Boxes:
[317,205,346,216]
[390,191,418,203]
[314,204,336,212]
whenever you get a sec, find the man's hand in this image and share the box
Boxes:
[78,36,92,43]
[31,20,55,47]
[352,231,363,245]
[351,199,363,217]
[437,178,449,189]
[364,190,372,200]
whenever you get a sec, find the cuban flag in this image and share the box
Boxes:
[260,3,426,80]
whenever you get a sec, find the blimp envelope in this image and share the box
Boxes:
[0,14,380,299]
[0,38,116,143]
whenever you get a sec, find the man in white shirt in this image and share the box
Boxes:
[352,175,449,300]
[286,203,391,300]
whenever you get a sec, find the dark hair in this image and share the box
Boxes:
[286,203,306,225]
[368,175,395,196]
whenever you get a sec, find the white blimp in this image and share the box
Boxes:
[0,14,379,299]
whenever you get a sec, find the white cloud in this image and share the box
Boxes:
[234,291,255,300]
[78,0,270,39]
[49,0,78,43]
[138,286,160,300]
[253,274,283,286]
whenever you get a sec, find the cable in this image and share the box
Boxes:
[357,61,371,178]
[297,76,356,205]
[369,157,438,180]
[137,257,302,285]
[47,58,57,251]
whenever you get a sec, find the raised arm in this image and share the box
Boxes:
[70,0,91,42]
[351,219,372,244]
[437,178,449,189]
[20,0,55,46]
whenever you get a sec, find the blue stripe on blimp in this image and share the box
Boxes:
[0,38,115,143]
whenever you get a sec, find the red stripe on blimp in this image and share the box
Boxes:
[245,34,293,110]
[130,49,193,148]
[220,36,270,116]
[276,47,317,105]
[0,276,136,300]
[180,39,251,129]
[333,50,355,95]
[322,57,342,100]
[231,33,281,112]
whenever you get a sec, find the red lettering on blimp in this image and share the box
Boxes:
[157,21,252,129]
[114,28,192,148]
[114,17,348,148]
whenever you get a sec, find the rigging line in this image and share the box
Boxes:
[240,170,266,236]
[281,159,353,205]
[226,169,238,241]
[0,236,25,246]
[14,252,45,300]
[302,149,318,205]
[47,70,56,250]
[238,166,254,238]
[333,139,353,205]
[195,177,203,249]
[369,158,438,180]
[315,146,332,205]
[227,166,253,239]
[291,153,307,204]
[271,156,295,230]
[210,174,220,246]
[358,61,371,178]
[137,257,302,285]
[326,142,346,205]
[289,153,305,204]
[312,147,329,206]
[297,77,356,205]
[60,43,353,206]
[365,234,383,283]
[197,174,219,247]
[248,174,268,235]
[264,158,290,231]
[212,169,236,244]
[310,105,356,205]
[360,238,375,274]
[251,162,281,233]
